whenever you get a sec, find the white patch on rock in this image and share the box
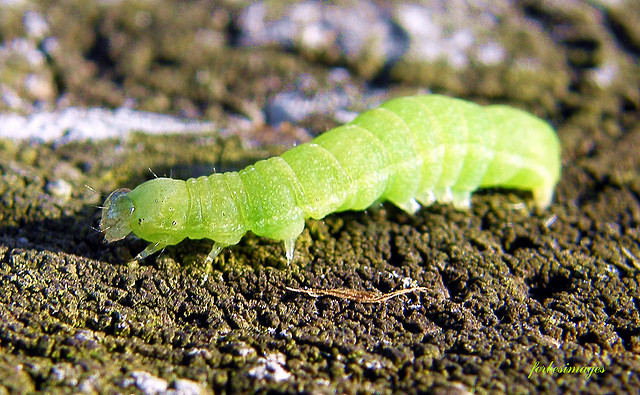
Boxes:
[248,353,291,382]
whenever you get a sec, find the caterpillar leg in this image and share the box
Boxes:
[204,243,224,265]
[451,190,471,209]
[415,188,471,209]
[284,238,296,263]
[428,187,472,210]
[433,187,453,204]
[135,242,165,261]
[416,191,436,207]
[533,184,554,209]
[394,198,421,214]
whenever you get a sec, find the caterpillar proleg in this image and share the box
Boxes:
[100,95,561,264]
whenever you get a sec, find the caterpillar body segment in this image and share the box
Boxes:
[100,94,561,264]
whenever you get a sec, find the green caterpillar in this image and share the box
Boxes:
[100,94,561,263]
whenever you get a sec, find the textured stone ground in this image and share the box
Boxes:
[1,1,639,393]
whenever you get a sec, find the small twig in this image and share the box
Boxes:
[543,214,558,228]
[285,286,429,303]
[621,246,640,270]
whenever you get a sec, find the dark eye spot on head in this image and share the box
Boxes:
[172,220,177,226]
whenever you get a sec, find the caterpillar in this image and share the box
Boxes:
[100,94,561,264]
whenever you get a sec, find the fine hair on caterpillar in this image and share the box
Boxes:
[99,94,561,264]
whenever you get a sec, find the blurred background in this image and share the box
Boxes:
[2,0,636,131]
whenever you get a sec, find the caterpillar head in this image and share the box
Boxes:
[100,188,134,242]
[100,178,189,246]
